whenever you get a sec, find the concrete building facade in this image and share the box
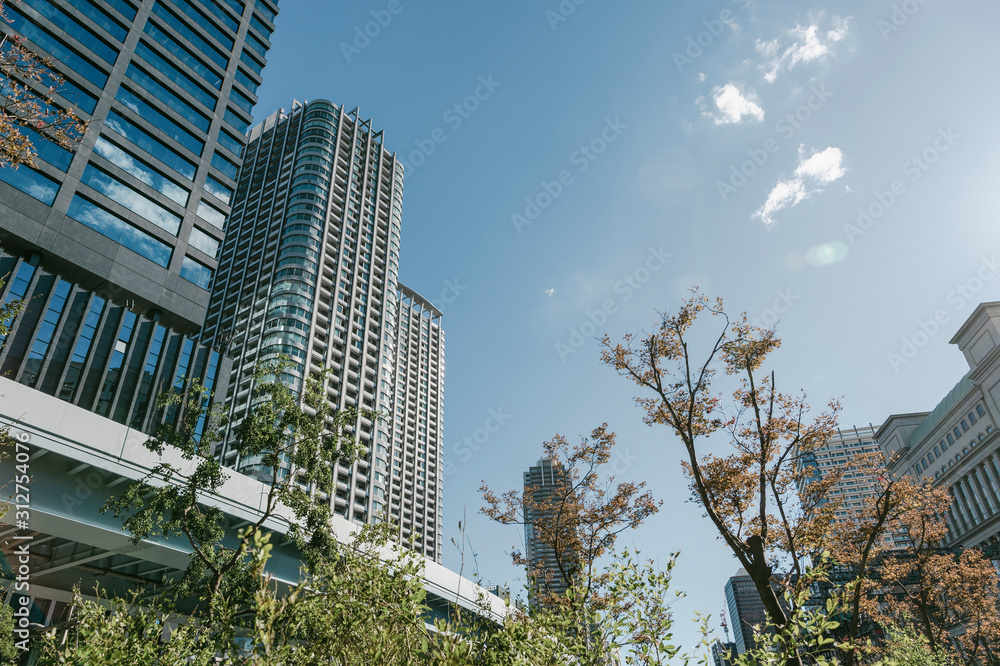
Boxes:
[878,302,1000,553]
[387,285,444,560]
[200,100,420,545]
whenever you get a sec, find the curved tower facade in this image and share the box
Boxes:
[203,100,403,530]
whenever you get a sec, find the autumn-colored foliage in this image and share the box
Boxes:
[1,0,87,168]
[877,503,1000,665]
[602,292,843,665]
[480,424,660,612]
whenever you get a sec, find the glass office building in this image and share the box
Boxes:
[0,0,277,430]
[0,0,279,332]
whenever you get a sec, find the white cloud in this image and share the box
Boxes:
[543,288,555,297]
[754,178,808,226]
[757,15,849,83]
[753,146,846,225]
[698,72,706,82]
[794,146,846,184]
[702,83,764,125]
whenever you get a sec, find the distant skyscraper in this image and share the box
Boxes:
[523,458,578,610]
[725,569,768,654]
[0,0,277,430]
[711,640,737,666]
[202,100,407,532]
[795,425,886,524]
[387,284,444,561]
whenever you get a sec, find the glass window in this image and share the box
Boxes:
[66,196,172,267]
[211,151,239,179]
[59,295,106,401]
[961,419,969,432]
[133,40,216,110]
[54,78,98,115]
[180,256,213,289]
[255,0,276,24]
[0,165,59,203]
[947,433,954,445]
[167,0,234,49]
[204,174,232,204]
[219,0,244,16]
[80,164,182,234]
[977,404,986,417]
[217,130,244,157]
[105,0,137,20]
[189,227,220,257]
[93,137,189,205]
[223,108,249,135]
[249,14,271,40]
[954,427,962,440]
[239,49,263,76]
[114,87,204,156]
[234,67,258,94]
[969,411,977,425]
[197,200,226,229]
[124,65,211,132]
[18,126,73,171]
[229,86,253,114]
[59,0,128,42]
[18,0,119,62]
[143,21,222,89]
[104,111,196,181]
[193,0,239,31]
[149,2,228,69]
[5,6,109,88]
[244,29,267,57]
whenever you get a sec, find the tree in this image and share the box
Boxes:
[1,0,87,168]
[821,455,952,665]
[242,524,432,665]
[879,622,955,666]
[102,359,377,626]
[602,292,842,666]
[480,424,660,613]
[880,535,1000,665]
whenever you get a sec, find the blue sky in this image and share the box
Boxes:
[254,0,1000,653]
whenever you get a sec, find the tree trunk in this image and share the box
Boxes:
[747,563,803,666]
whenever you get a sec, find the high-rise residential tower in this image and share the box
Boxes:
[523,457,578,610]
[202,100,405,531]
[795,426,887,522]
[0,0,277,431]
[387,285,444,561]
